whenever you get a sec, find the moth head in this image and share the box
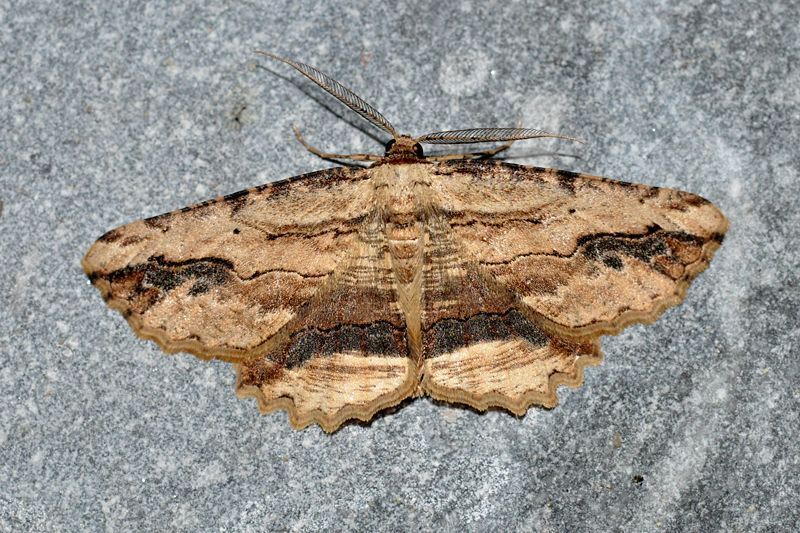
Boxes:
[384,136,424,159]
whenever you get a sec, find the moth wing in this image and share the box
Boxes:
[83,167,374,362]
[235,210,417,432]
[420,213,601,413]
[430,161,728,337]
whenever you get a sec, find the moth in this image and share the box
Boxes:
[83,52,728,432]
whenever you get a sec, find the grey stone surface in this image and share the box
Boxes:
[1,1,798,531]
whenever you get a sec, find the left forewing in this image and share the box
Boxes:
[430,160,728,337]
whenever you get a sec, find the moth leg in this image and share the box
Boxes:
[292,126,383,162]
[425,139,515,162]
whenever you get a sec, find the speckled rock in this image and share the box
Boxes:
[1,1,797,531]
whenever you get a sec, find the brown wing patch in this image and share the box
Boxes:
[432,161,728,337]
[83,168,372,362]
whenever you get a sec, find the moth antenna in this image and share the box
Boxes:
[416,127,584,145]
[256,50,399,139]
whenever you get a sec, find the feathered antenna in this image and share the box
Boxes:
[416,127,584,145]
[257,53,582,162]
[256,51,399,139]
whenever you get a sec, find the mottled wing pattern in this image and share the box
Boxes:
[85,155,728,430]
[430,160,728,338]
[420,212,601,413]
[235,210,417,431]
[83,167,373,362]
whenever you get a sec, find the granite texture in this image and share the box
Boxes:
[1,1,798,531]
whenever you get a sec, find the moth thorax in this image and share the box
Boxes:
[387,217,422,284]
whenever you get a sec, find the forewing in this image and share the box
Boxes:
[420,213,601,413]
[430,160,728,337]
[83,167,373,362]
[235,210,417,432]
